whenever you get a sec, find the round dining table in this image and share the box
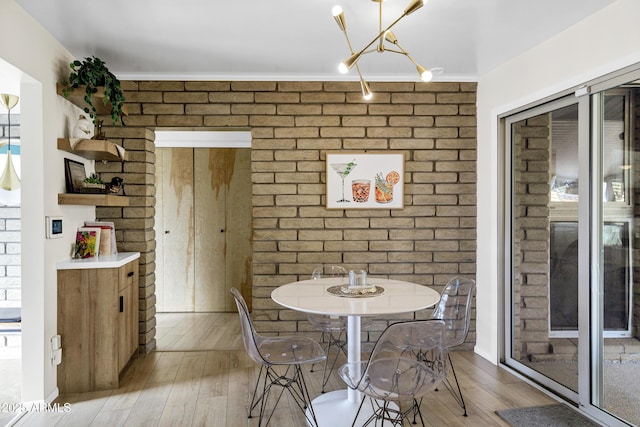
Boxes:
[271,277,441,427]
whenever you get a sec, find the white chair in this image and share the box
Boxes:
[230,287,326,427]
[431,276,476,416]
[338,319,448,426]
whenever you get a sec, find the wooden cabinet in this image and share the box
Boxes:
[56,253,140,394]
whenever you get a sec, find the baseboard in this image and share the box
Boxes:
[5,387,59,427]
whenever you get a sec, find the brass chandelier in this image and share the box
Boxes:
[332,0,431,100]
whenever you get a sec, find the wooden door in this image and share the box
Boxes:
[156,148,195,311]
[156,147,251,312]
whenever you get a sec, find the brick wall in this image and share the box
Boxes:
[0,206,21,357]
[96,80,478,353]
[512,115,552,361]
[0,207,21,309]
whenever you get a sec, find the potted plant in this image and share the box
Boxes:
[82,173,107,192]
[62,56,126,126]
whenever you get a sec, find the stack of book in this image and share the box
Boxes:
[73,221,118,259]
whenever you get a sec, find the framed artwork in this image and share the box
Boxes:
[326,152,404,209]
[64,158,86,193]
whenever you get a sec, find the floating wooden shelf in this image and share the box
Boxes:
[56,83,128,116]
[58,193,130,206]
[58,138,127,162]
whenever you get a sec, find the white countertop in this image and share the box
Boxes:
[56,252,140,270]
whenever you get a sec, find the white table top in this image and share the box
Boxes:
[271,277,440,317]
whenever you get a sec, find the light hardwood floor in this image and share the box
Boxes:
[8,313,558,426]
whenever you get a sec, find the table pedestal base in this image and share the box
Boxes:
[306,389,398,427]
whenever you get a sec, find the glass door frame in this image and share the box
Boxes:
[503,93,587,403]
[501,64,640,427]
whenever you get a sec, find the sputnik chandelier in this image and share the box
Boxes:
[332,0,431,100]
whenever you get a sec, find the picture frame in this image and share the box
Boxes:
[64,158,86,193]
[326,152,404,209]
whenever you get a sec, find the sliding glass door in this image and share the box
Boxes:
[506,96,583,398]
[504,78,640,426]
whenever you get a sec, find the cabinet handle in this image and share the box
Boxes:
[127,271,134,277]
[119,296,124,313]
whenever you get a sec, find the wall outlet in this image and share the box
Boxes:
[51,348,62,365]
[51,335,62,365]
[50,335,61,350]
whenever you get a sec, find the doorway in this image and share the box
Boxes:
[155,145,252,312]
[504,77,640,426]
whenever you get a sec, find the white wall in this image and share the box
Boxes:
[475,0,640,362]
[0,0,96,403]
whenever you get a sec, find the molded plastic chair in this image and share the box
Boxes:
[230,288,326,427]
[430,276,476,416]
[338,319,448,427]
[308,265,372,392]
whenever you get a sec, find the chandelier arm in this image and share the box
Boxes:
[382,48,408,56]
[340,27,356,55]
[378,0,384,52]
[387,39,419,66]
[348,9,413,69]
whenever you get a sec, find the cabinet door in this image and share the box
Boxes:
[57,268,119,393]
[118,262,139,371]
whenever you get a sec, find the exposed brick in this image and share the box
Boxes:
[108,79,478,353]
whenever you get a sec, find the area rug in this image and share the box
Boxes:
[496,404,601,427]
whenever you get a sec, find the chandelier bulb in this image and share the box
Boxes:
[360,80,373,100]
[332,5,347,31]
[338,63,349,74]
[417,64,433,82]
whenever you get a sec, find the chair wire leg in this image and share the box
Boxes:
[442,353,467,416]
[410,398,425,426]
[350,395,368,427]
[295,365,321,427]
[249,365,266,418]
[258,367,275,427]
[311,330,329,373]
[320,330,346,392]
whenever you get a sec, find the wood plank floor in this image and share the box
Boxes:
[9,313,558,426]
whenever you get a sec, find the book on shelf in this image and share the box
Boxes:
[73,228,101,259]
[84,221,117,256]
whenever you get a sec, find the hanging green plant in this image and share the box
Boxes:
[62,56,125,126]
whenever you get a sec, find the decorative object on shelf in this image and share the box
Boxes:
[92,119,106,140]
[107,176,124,195]
[64,158,86,193]
[81,173,108,194]
[0,93,20,206]
[61,56,126,126]
[72,114,92,140]
[331,0,436,100]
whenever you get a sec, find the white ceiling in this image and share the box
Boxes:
[11,0,617,82]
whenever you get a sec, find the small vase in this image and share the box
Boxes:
[92,119,106,140]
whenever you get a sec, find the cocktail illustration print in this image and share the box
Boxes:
[375,170,400,203]
[331,160,357,202]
